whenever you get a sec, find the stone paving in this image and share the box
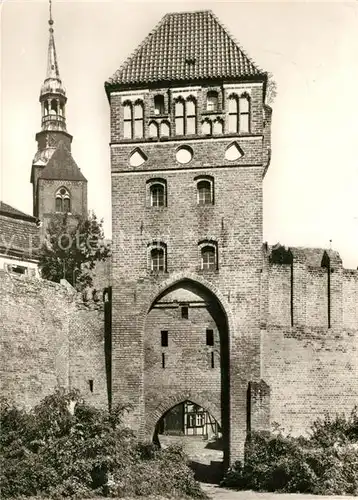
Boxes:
[202,486,357,500]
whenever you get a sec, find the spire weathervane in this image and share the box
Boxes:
[49,0,53,29]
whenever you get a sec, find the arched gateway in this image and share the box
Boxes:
[143,278,230,466]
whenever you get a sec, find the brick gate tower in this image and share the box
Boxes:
[105,10,272,464]
[31,1,87,227]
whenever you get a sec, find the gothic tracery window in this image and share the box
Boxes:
[55,187,71,213]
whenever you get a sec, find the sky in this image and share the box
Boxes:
[1,0,358,268]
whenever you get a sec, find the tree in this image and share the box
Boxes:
[38,212,110,289]
[266,73,278,105]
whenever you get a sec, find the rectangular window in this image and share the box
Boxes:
[175,101,184,135]
[206,329,214,346]
[181,306,188,319]
[186,116,196,134]
[228,113,238,133]
[211,351,215,369]
[161,330,168,347]
[162,352,166,369]
[123,120,132,139]
[89,380,94,393]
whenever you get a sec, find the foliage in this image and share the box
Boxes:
[266,73,277,105]
[221,407,358,495]
[38,212,110,289]
[0,388,206,499]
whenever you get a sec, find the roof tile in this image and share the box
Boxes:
[106,10,265,87]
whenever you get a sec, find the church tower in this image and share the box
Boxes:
[31,0,87,225]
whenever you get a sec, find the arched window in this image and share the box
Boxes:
[148,242,167,272]
[174,97,197,135]
[207,91,219,112]
[175,100,185,135]
[147,178,167,207]
[201,120,212,135]
[160,121,170,137]
[149,121,159,138]
[200,244,217,271]
[134,101,144,138]
[213,119,223,135]
[123,102,133,139]
[154,95,165,115]
[186,98,196,134]
[239,94,250,133]
[55,187,71,213]
[50,99,58,115]
[228,95,238,133]
[196,178,214,205]
[150,183,165,207]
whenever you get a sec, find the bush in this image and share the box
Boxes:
[0,389,206,498]
[221,408,358,495]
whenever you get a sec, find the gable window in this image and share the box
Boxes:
[199,241,218,271]
[186,98,196,134]
[160,121,170,137]
[207,91,218,112]
[175,100,185,135]
[196,176,214,205]
[201,120,212,135]
[149,121,159,138]
[213,118,223,135]
[154,95,165,115]
[55,187,71,213]
[228,95,238,133]
[148,242,167,272]
[239,95,250,133]
[123,101,144,139]
[134,101,144,138]
[174,97,197,136]
[123,102,133,139]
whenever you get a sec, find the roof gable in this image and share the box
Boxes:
[39,142,87,182]
[106,10,265,88]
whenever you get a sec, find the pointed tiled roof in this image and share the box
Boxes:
[39,142,87,182]
[0,202,37,222]
[106,10,265,88]
[41,3,65,96]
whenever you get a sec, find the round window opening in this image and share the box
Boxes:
[176,146,193,164]
[59,188,67,195]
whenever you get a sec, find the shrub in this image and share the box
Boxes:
[221,408,358,495]
[0,389,206,499]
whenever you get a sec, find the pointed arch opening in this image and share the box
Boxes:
[55,186,71,213]
[144,278,230,473]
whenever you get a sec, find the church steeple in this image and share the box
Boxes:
[40,0,67,132]
[31,0,87,223]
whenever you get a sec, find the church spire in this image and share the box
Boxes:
[40,0,67,132]
[46,0,60,80]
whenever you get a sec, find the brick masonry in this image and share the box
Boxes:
[0,271,107,409]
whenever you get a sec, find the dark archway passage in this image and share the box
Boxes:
[144,279,230,477]
[154,400,224,483]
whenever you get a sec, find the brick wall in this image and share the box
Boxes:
[0,271,107,408]
[261,246,358,435]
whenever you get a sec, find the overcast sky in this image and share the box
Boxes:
[1,0,357,268]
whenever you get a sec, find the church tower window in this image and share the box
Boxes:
[55,187,71,213]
